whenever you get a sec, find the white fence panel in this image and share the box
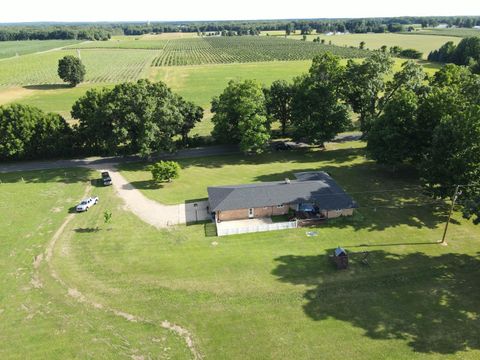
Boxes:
[217,220,297,236]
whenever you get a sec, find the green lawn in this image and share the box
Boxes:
[2,146,480,359]
[0,168,190,359]
[117,141,408,206]
[288,33,461,58]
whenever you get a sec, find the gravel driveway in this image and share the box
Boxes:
[92,165,210,228]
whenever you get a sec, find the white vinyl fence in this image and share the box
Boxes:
[217,220,298,236]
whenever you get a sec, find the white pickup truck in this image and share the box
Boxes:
[76,196,99,212]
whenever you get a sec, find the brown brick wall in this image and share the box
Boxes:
[217,204,289,221]
[218,208,249,221]
[324,208,354,218]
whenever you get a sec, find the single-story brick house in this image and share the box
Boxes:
[207,171,357,222]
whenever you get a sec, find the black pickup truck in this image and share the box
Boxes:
[101,171,112,186]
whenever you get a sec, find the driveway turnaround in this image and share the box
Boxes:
[93,165,210,228]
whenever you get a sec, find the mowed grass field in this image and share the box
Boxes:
[151,60,312,135]
[410,27,480,38]
[288,33,461,58]
[2,144,480,359]
[0,39,82,59]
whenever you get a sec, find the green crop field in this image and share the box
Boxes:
[409,28,480,38]
[2,144,480,359]
[288,33,461,58]
[72,36,370,65]
[0,39,82,59]
[0,49,158,86]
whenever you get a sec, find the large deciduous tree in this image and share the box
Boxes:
[211,80,270,154]
[290,53,351,146]
[0,104,71,160]
[58,55,86,87]
[342,52,393,134]
[365,62,480,224]
[71,87,113,154]
[72,79,200,157]
[419,65,480,223]
[264,80,293,136]
[366,89,421,167]
[177,98,204,145]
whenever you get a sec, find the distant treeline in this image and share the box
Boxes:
[121,16,480,36]
[1,16,480,41]
[0,26,113,41]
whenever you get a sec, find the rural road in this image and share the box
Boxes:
[0,133,362,174]
[0,144,239,173]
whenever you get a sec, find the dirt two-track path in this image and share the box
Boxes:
[33,183,203,360]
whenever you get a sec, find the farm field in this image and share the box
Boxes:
[0,49,158,87]
[15,84,113,121]
[2,145,480,359]
[0,54,438,134]
[288,33,461,58]
[72,36,369,65]
[409,27,480,38]
[151,60,312,135]
[0,39,81,59]
[0,60,312,129]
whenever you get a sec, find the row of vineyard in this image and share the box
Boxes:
[0,49,158,86]
[149,37,370,66]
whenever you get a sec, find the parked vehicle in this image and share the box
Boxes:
[272,141,292,151]
[76,196,99,212]
[101,171,112,186]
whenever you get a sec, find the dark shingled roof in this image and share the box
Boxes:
[208,171,356,212]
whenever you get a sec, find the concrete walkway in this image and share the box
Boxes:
[91,164,210,228]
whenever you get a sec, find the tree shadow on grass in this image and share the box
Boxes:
[23,84,71,91]
[119,147,366,173]
[273,250,480,355]
[0,168,92,184]
[74,227,100,233]
[125,180,163,190]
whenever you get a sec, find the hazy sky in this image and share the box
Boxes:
[1,0,479,23]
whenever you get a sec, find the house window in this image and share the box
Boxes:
[276,204,284,208]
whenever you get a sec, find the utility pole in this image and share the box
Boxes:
[440,185,461,245]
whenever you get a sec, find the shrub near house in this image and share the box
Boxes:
[150,161,180,183]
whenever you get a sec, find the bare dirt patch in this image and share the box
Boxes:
[0,87,34,105]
